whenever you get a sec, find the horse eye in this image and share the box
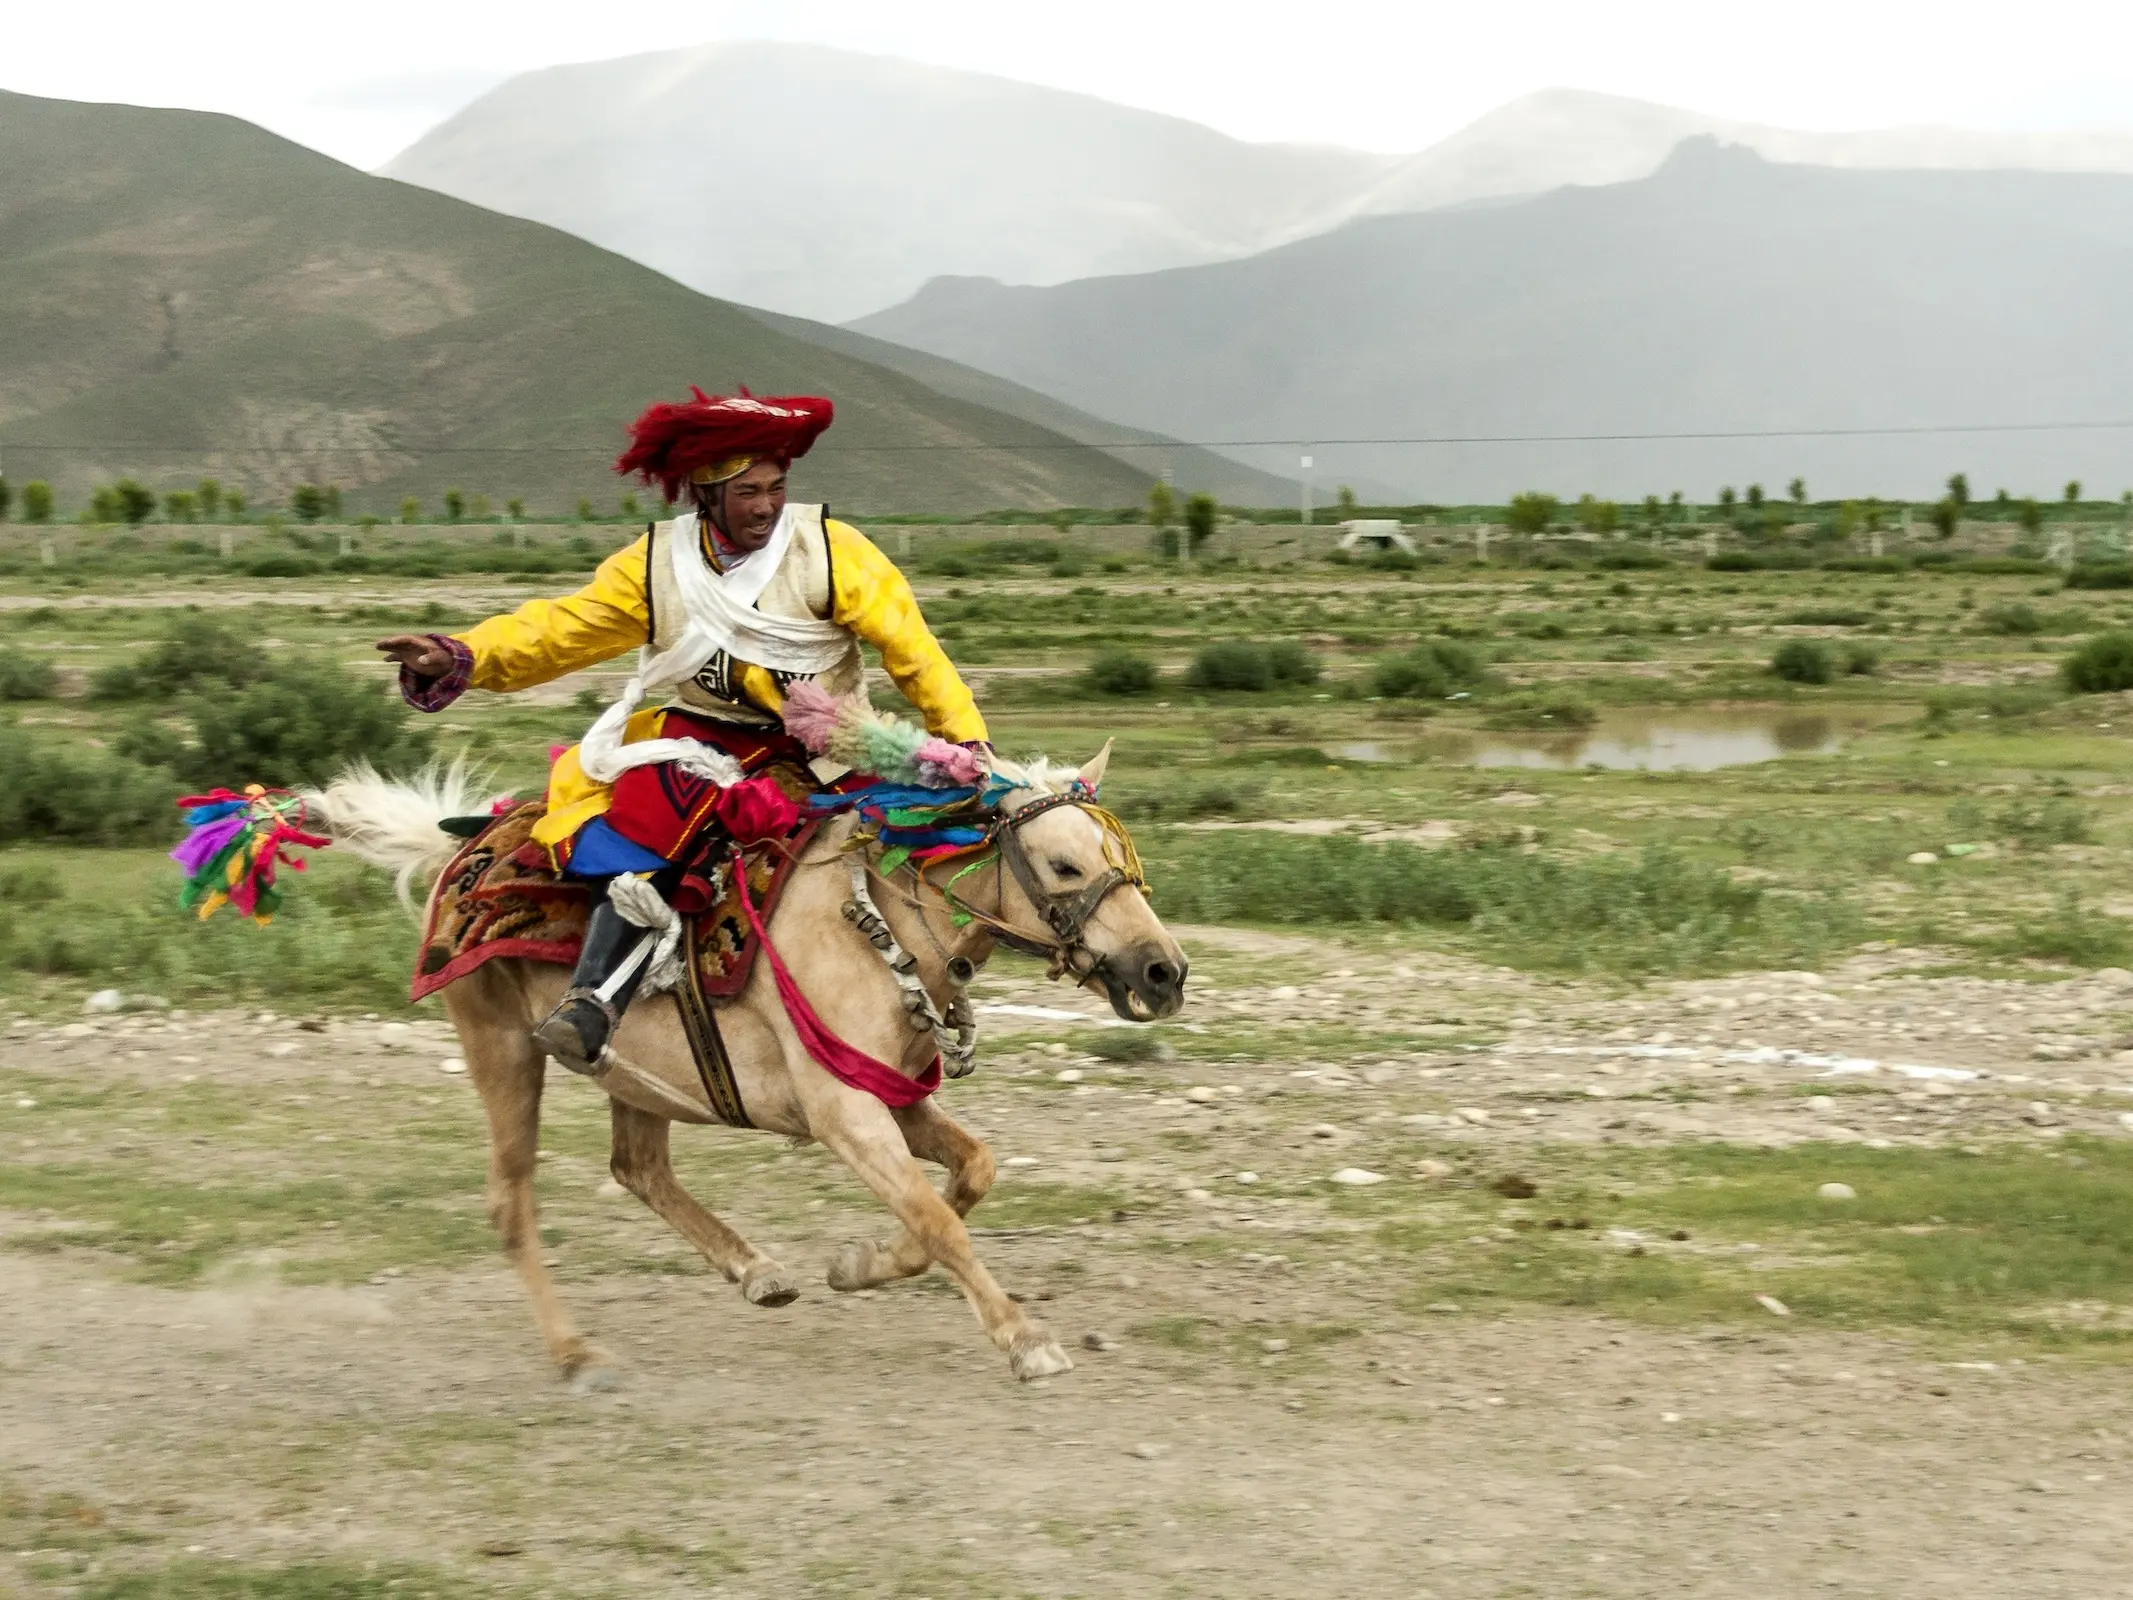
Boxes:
[1050,860,1084,879]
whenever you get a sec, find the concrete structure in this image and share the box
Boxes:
[1336,519,1417,554]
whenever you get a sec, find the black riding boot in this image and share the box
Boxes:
[531,878,656,1075]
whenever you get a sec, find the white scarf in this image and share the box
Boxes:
[577,508,852,786]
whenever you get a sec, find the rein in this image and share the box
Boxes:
[794,783,1151,1095]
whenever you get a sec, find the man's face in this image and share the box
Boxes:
[697,460,788,551]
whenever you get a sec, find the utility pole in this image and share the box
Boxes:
[1299,450,1313,528]
[1164,466,1182,567]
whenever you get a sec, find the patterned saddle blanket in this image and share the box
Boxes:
[409,803,814,1006]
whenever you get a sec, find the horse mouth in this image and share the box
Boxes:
[1094,965,1185,1023]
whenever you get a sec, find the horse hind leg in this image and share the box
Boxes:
[828,1098,995,1293]
[445,972,614,1387]
[607,1100,802,1307]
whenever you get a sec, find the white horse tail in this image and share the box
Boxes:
[306,758,490,911]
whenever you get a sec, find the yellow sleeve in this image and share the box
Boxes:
[454,535,650,693]
[827,520,986,742]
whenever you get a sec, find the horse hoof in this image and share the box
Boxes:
[742,1262,801,1308]
[1010,1336,1075,1383]
[568,1362,625,1395]
[826,1241,875,1293]
[561,1342,623,1393]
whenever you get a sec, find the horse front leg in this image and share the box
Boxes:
[810,1091,1068,1381]
[827,1098,996,1292]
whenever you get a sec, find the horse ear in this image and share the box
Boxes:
[1077,738,1113,793]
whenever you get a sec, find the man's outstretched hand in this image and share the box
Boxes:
[376,635,455,677]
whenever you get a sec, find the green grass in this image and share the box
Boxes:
[1377,1140,2133,1351]
[1141,831,1861,975]
[973,1181,1128,1229]
[0,848,420,1011]
[78,1564,501,1600]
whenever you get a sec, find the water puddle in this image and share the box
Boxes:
[1339,707,1906,772]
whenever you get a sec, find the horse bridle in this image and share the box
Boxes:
[914,790,1145,981]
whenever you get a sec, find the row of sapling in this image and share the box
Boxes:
[0,480,658,527]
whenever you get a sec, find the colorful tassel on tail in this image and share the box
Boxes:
[171,785,331,925]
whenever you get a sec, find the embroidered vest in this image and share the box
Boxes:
[644,504,866,726]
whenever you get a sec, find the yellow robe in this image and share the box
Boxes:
[448,519,985,850]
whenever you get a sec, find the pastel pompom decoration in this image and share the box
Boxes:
[915,737,985,787]
[780,680,845,757]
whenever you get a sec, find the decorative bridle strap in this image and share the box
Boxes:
[922,790,1148,974]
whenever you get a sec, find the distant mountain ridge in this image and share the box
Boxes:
[381,46,2133,323]
[383,42,1396,325]
[1347,87,2133,219]
[0,88,1276,515]
[852,141,2133,502]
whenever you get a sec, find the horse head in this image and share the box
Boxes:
[989,742,1188,1022]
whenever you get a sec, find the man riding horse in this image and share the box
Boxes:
[377,390,987,1075]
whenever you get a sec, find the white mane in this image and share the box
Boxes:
[986,755,1079,799]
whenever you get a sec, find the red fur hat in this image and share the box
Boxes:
[614,387,835,501]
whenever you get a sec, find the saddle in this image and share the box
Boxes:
[412,804,816,1126]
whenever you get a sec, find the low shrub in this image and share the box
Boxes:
[2062,630,2133,692]
[1981,602,2045,635]
[1707,549,1812,572]
[0,862,64,903]
[2065,563,2133,590]
[1953,557,2056,576]
[0,738,177,844]
[0,648,58,700]
[1983,893,2133,968]
[240,553,323,578]
[1993,798,2092,849]
[1480,688,1599,730]
[1840,642,1880,676]
[1184,640,1321,692]
[1372,638,1488,699]
[1594,547,1672,570]
[1771,639,1835,684]
[120,661,431,788]
[1085,649,1158,696]
[1783,606,1870,627]
[89,615,251,700]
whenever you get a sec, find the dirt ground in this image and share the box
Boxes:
[4,928,2133,1598]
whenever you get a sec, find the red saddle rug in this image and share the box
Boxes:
[410,803,814,1006]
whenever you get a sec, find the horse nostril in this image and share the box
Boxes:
[1145,961,1174,991]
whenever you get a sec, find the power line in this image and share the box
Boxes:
[7,417,2133,459]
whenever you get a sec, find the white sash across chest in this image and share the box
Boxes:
[576,508,851,787]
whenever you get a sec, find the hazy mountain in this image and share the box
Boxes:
[745,309,1296,506]
[0,89,1249,516]
[852,140,2133,502]
[1353,87,2133,217]
[382,44,2133,329]
[382,41,1396,325]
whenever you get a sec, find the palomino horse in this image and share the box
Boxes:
[312,746,1187,1386]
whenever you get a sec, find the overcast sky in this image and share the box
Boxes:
[8,0,2133,169]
